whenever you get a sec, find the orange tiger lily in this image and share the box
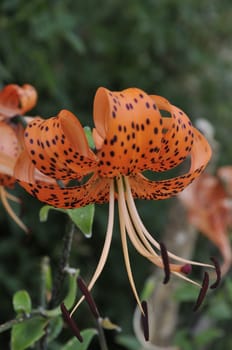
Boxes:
[0,121,29,232]
[0,83,37,120]
[0,83,37,232]
[180,168,232,275]
[15,87,214,312]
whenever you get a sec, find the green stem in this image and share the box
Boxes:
[0,310,47,333]
[97,319,109,350]
[50,222,75,308]
[39,222,75,350]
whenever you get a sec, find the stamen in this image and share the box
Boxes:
[70,180,115,317]
[124,177,214,269]
[60,302,83,342]
[0,187,29,233]
[77,277,100,319]
[141,300,149,341]
[193,272,209,312]
[173,271,201,287]
[210,257,221,289]
[118,180,143,311]
[159,242,170,284]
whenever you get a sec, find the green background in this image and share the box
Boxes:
[0,0,232,349]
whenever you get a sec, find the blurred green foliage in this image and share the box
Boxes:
[1,0,232,349]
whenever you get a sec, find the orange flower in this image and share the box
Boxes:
[180,168,232,275]
[0,83,37,232]
[0,83,37,120]
[15,87,214,311]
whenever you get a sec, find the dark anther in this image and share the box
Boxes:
[77,277,100,319]
[193,272,209,312]
[141,300,149,341]
[60,302,83,342]
[159,242,170,284]
[210,257,221,289]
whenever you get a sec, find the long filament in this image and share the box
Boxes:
[124,177,213,269]
[70,180,115,316]
[0,186,28,233]
[117,177,144,312]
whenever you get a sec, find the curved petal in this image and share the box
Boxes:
[23,110,97,180]
[94,87,163,177]
[149,95,194,172]
[17,173,111,208]
[14,150,56,184]
[0,151,16,186]
[217,166,232,196]
[0,121,21,187]
[0,84,37,119]
[179,172,232,275]
[129,127,212,199]
[0,121,21,158]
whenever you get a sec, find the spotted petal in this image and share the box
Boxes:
[149,95,194,172]
[94,87,164,177]
[0,84,37,119]
[17,173,111,208]
[129,127,211,199]
[24,110,97,180]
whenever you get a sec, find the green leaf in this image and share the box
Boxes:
[62,328,97,350]
[63,270,79,309]
[39,205,55,222]
[46,269,79,317]
[41,256,53,297]
[13,290,32,314]
[84,126,95,149]
[47,316,63,343]
[39,204,95,237]
[11,317,48,350]
[67,205,95,237]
